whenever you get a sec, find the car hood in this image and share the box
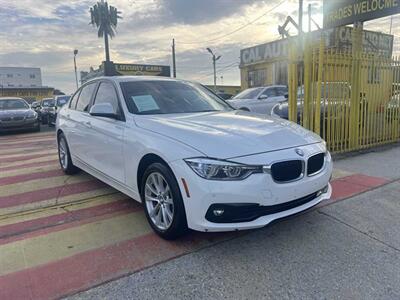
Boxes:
[0,109,32,116]
[135,110,322,159]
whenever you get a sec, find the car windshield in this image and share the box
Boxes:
[233,88,263,99]
[120,80,233,115]
[42,99,55,107]
[56,96,70,106]
[0,99,29,110]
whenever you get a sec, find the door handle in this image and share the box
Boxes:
[84,121,92,128]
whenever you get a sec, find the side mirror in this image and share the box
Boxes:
[258,95,268,100]
[89,103,119,119]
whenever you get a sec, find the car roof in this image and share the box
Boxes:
[0,97,26,101]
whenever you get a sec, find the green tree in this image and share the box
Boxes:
[89,0,121,62]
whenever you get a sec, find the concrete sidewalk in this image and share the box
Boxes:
[70,146,400,300]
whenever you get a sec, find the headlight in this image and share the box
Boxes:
[26,112,37,119]
[184,158,263,181]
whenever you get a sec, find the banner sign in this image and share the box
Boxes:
[114,64,171,77]
[240,27,393,66]
[324,0,400,29]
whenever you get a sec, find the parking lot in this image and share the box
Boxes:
[0,130,400,299]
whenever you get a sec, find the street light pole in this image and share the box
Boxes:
[73,49,79,90]
[206,48,221,92]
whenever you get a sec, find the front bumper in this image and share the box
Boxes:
[0,119,39,132]
[169,143,333,232]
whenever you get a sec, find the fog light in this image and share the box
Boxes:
[213,209,224,216]
[317,185,329,197]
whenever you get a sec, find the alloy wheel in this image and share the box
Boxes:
[144,172,174,230]
[58,138,68,170]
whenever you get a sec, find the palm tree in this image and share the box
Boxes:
[90,0,121,62]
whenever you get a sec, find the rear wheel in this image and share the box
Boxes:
[58,133,79,175]
[141,163,188,240]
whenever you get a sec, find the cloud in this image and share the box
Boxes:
[159,0,263,25]
[1,0,398,94]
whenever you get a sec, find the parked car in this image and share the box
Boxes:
[272,83,352,128]
[57,76,332,239]
[0,97,40,132]
[40,98,55,124]
[227,85,288,115]
[48,95,70,126]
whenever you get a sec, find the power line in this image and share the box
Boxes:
[195,62,240,81]
[177,0,286,45]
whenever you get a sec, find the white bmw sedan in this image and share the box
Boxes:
[56,76,332,239]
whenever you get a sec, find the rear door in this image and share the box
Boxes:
[84,81,126,183]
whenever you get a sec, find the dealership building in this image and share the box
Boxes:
[0,67,54,103]
[239,26,394,89]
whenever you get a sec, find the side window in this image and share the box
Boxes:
[276,87,288,96]
[69,91,80,109]
[260,88,277,98]
[76,83,96,112]
[93,82,120,114]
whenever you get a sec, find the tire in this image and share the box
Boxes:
[141,162,188,240]
[42,115,48,125]
[35,123,41,132]
[57,133,79,175]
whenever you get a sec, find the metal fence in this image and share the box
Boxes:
[288,31,400,153]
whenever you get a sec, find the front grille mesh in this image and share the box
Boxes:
[271,160,303,182]
[307,153,325,175]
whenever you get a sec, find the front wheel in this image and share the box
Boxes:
[141,163,188,240]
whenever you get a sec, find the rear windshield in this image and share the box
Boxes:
[0,99,29,110]
[233,88,263,99]
[56,96,70,106]
[42,99,55,106]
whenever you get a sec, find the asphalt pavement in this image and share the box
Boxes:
[68,146,400,300]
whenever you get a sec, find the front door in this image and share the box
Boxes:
[85,81,125,184]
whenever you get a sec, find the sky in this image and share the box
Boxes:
[0,0,399,94]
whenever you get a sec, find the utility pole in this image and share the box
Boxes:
[73,49,79,89]
[298,0,303,35]
[206,47,221,92]
[172,38,176,78]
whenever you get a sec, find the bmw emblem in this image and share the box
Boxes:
[295,148,304,157]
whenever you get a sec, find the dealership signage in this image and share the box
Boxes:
[240,39,289,66]
[324,0,400,29]
[240,26,393,66]
[114,63,171,77]
[331,26,393,56]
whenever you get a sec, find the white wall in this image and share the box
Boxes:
[0,67,42,87]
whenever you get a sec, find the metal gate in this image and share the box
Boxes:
[288,30,400,153]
